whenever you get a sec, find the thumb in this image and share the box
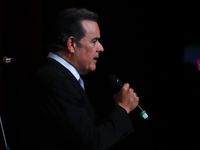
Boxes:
[122,83,130,90]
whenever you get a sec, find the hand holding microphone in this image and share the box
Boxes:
[114,83,139,114]
[107,74,149,120]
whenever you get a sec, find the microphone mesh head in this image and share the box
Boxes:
[107,74,123,93]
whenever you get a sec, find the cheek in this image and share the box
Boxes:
[78,44,97,70]
[87,55,95,67]
[85,49,96,62]
[87,52,97,69]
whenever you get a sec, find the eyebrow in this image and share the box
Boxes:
[92,37,100,41]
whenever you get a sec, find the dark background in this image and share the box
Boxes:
[1,0,200,149]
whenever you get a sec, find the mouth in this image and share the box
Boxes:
[93,57,99,62]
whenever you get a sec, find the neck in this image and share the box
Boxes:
[54,50,72,64]
[53,50,82,74]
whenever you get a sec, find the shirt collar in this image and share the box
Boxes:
[47,52,80,81]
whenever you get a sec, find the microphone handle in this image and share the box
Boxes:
[137,104,149,120]
[0,116,10,150]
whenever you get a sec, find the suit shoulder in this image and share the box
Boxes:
[36,63,65,79]
[27,60,73,91]
[34,58,74,81]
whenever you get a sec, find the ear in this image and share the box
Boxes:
[67,36,76,53]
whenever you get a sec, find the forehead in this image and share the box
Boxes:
[81,20,100,38]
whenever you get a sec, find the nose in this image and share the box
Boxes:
[97,41,104,53]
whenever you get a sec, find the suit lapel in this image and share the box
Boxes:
[45,58,96,120]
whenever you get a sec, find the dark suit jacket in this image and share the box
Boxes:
[20,58,134,150]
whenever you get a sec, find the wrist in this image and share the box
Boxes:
[116,104,130,114]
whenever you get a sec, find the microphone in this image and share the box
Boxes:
[0,116,10,150]
[107,74,149,120]
[0,56,16,64]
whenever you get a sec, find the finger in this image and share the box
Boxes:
[122,83,130,90]
[131,92,139,101]
[132,92,137,97]
[135,96,139,102]
[129,88,134,93]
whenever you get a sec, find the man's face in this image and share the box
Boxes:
[73,20,104,75]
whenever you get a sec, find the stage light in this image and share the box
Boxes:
[197,58,200,66]
[183,46,200,72]
[198,66,200,71]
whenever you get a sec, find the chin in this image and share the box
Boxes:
[89,68,96,73]
[80,68,96,75]
[88,65,96,72]
[81,64,96,75]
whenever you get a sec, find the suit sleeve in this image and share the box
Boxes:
[42,78,134,150]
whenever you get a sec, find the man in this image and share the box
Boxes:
[20,8,139,150]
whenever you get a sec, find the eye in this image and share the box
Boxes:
[91,37,100,44]
[92,40,97,44]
